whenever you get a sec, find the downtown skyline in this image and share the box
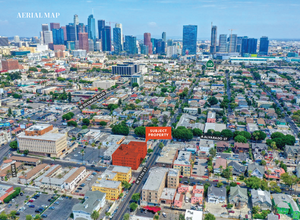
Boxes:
[0,0,300,39]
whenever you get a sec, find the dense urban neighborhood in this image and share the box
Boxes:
[1,6,300,220]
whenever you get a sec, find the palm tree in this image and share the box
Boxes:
[91,210,100,220]
[228,166,233,183]
[98,144,102,159]
[207,166,213,181]
[81,149,85,164]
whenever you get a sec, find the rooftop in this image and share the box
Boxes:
[143,167,169,191]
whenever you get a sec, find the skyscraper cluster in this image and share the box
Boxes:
[210,25,269,56]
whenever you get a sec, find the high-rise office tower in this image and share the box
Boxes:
[241,38,257,56]
[61,26,67,41]
[74,14,79,41]
[113,27,122,54]
[42,24,49,31]
[52,28,64,45]
[98,20,105,40]
[210,25,217,54]
[162,32,166,42]
[76,23,85,39]
[115,23,123,46]
[43,31,53,45]
[144,33,152,54]
[125,35,137,55]
[228,34,237,53]
[167,39,173,46]
[87,15,96,40]
[85,25,88,33]
[140,44,149,55]
[101,26,111,51]
[50,23,60,31]
[219,34,227,52]
[151,38,156,54]
[66,24,76,42]
[259,36,269,55]
[14,36,20,43]
[88,39,94,51]
[182,25,197,55]
[236,36,244,53]
[78,32,89,52]
[0,37,9,46]
[41,24,49,45]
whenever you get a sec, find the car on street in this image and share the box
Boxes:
[222,205,227,207]
[228,211,235,213]
[213,180,219,182]
[29,200,34,203]
[41,214,48,218]
[49,206,55,210]
[162,212,167,218]
[29,205,35,208]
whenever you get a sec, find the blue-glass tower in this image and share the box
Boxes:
[52,28,64,45]
[241,38,257,56]
[87,15,96,40]
[125,35,137,55]
[66,24,76,42]
[113,27,122,54]
[259,36,269,55]
[182,25,197,55]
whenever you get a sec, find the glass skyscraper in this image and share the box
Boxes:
[102,26,111,51]
[259,36,269,55]
[113,27,122,54]
[219,34,227,52]
[52,28,64,45]
[66,24,76,42]
[87,15,96,40]
[182,25,197,55]
[125,35,137,55]
[98,20,105,40]
[228,34,237,53]
[241,38,257,56]
[210,25,217,54]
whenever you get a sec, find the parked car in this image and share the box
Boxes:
[29,200,34,203]
[29,205,35,208]
[49,207,55,210]
[54,202,59,205]
[35,210,40,213]
[162,212,167,218]
[41,214,47,218]
[222,205,227,207]
[213,180,219,182]
[228,211,235,213]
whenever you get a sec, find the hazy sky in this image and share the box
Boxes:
[0,0,299,39]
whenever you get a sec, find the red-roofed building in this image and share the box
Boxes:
[131,94,138,98]
[112,141,147,170]
[264,167,285,180]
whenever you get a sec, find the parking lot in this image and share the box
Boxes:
[3,188,35,214]
[160,207,185,220]
[191,159,207,177]
[65,146,104,165]
[73,171,99,195]
[18,193,54,219]
[205,202,228,218]
[42,196,79,220]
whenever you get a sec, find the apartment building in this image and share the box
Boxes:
[141,167,169,206]
[167,169,179,189]
[0,130,11,146]
[72,191,106,220]
[17,124,67,157]
[207,111,216,123]
[99,165,132,183]
[112,141,147,170]
[92,179,122,201]
[173,151,192,177]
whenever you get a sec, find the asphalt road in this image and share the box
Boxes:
[112,139,167,220]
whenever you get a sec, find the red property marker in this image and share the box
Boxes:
[145,127,172,142]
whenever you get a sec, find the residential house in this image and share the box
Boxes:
[234,142,249,154]
[227,161,246,176]
[265,167,285,180]
[252,143,268,161]
[272,194,300,219]
[284,145,300,161]
[247,163,265,179]
[216,141,230,153]
[174,192,184,208]
[207,185,226,204]
[177,184,189,194]
[191,185,204,205]
[214,158,227,174]
[251,189,272,210]
[229,186,248,209]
